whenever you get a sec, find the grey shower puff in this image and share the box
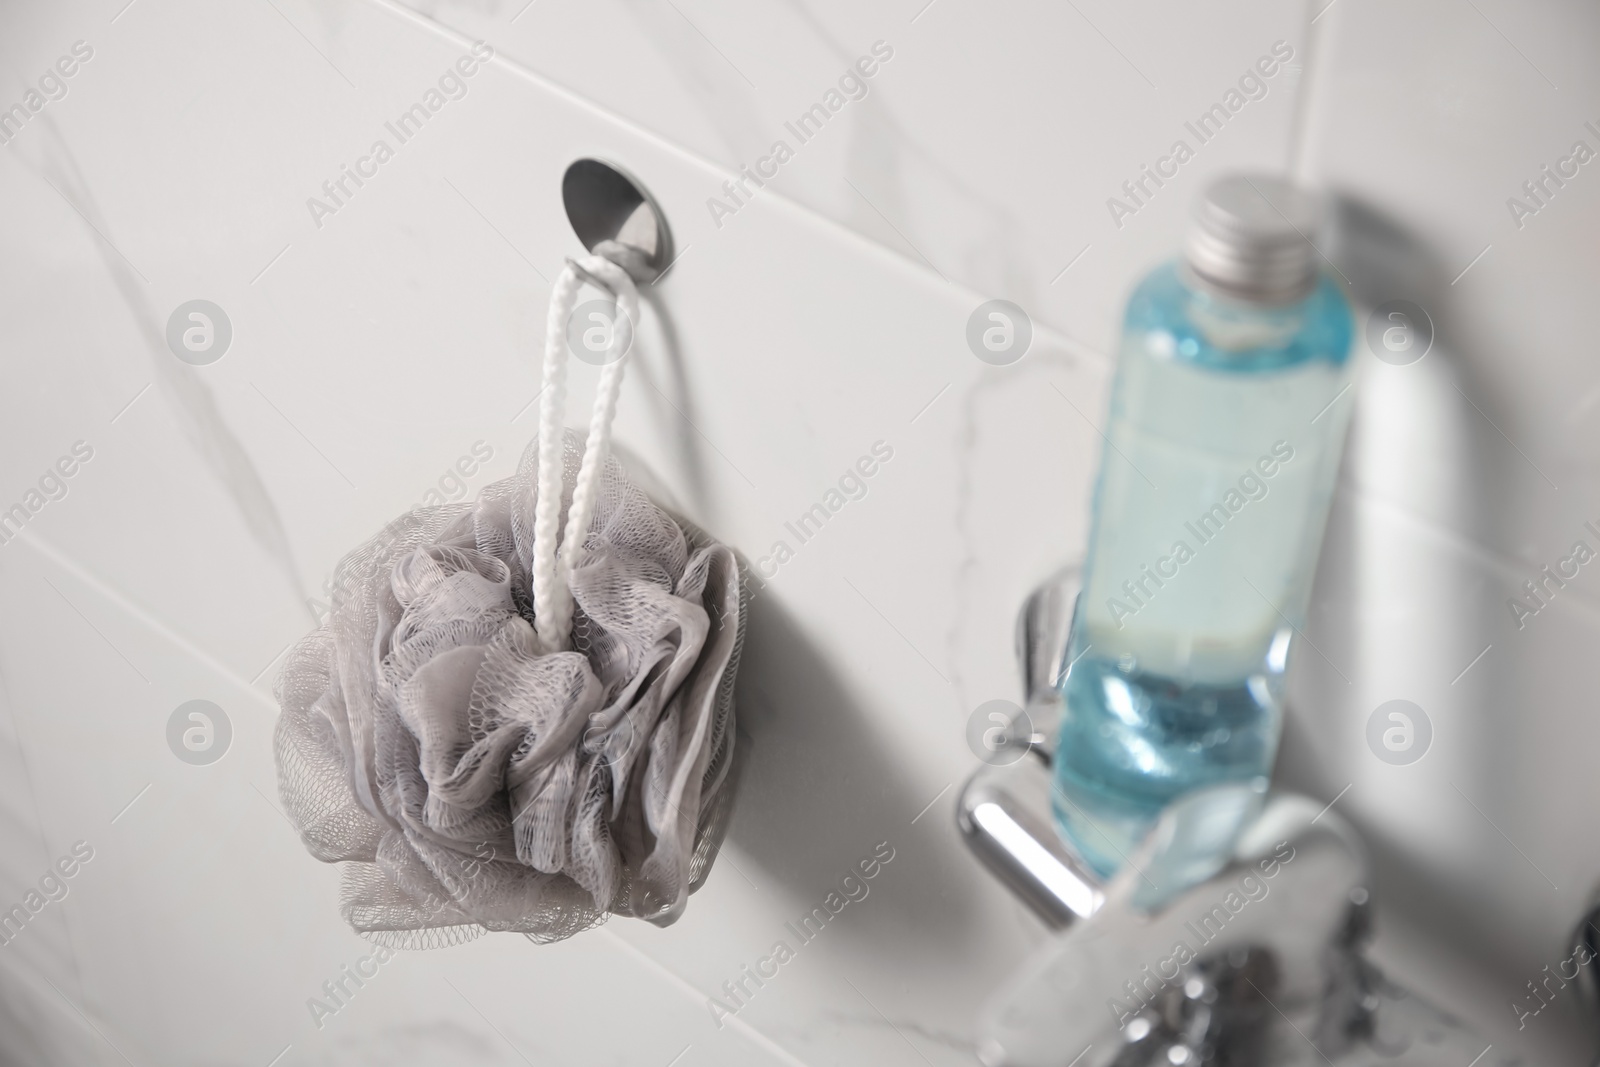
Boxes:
[273,430,743,948]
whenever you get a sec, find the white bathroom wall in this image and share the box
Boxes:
[388,0,1309,358]
[1281,0,1600,1058]
[0,0,1593,1064]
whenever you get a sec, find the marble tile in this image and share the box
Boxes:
[384,0,1309,354]
[1,0,1595,1062]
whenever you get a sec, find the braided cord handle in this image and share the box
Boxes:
[530,254,640,655]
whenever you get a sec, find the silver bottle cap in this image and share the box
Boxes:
[1185,174,1322,304]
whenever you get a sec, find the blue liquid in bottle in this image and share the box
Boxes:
[1053,176,1355,878]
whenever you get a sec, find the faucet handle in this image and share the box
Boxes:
[972,780,1515,1066]
[976,789,1369,1066]
[977,569,1520,1065]
[1017,564,1081,713]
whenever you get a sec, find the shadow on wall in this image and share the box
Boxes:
[630,290,715,522]
[1275,194,1590,1058]
[724,591,994,957]
[0,957,93,1066]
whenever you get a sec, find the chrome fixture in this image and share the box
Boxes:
[562,158,674,284]
[959,570,1514,1067]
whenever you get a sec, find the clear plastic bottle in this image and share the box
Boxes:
[1053,175,1355,878]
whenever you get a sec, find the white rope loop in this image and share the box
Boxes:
[530,253,640,655]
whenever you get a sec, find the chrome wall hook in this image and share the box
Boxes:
[562,158,674,285]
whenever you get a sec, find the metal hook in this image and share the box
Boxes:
[562,159,674,285]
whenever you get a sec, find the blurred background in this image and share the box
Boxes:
[0,0,1596,1063]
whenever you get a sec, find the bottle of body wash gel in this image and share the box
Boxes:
[1053,174,1355,878]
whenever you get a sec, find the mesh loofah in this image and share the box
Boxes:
[274,429,744,947]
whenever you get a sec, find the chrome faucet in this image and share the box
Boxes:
[959,570,1517,1067]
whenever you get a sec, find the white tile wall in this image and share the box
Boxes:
[0,0,1593,1063]
[1280,1,1600,1061]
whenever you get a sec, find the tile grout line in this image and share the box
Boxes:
[1337,482,1600,626]
[15,531,279,712]
[1286,0,1332,182]
[599,929,818,1067]
[359,0,1113,370]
